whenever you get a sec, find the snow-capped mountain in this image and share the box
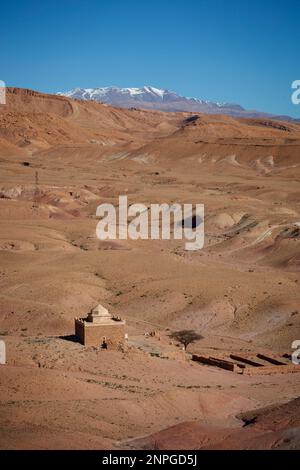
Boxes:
[57,86,247,115]
[62,86,175,103]
[57,86,294,120]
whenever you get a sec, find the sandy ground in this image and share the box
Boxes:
[0,88,299,449]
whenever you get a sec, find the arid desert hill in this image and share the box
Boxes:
[0,88,299,450]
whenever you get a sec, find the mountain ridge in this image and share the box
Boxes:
[57,85,297,121]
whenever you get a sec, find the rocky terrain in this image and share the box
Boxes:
[0,87,299,449]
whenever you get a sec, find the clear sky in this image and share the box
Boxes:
[1,0,299,117]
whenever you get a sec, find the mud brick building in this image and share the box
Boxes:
[75,304,125,349]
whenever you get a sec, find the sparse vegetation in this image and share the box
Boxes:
[169,330,203,351]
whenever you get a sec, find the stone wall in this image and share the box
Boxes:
[75,320,85,345]
[75,319,125,349]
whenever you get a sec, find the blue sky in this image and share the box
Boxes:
[1,0,299,117]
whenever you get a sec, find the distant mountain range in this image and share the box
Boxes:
[58,86,297,121]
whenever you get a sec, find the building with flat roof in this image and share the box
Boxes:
[75,304,125,348]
